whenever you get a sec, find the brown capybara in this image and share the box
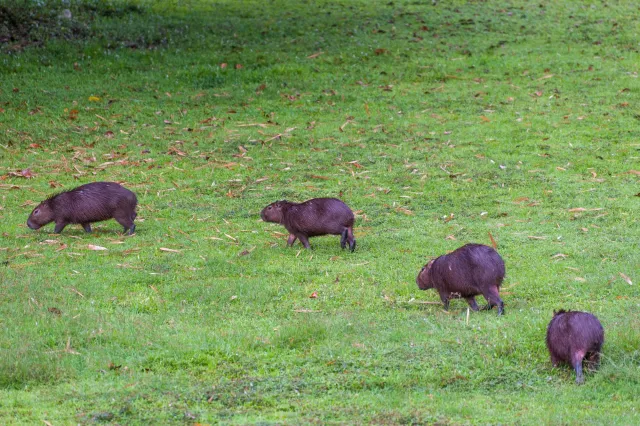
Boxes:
[416,243,505,315]
[260,198,356,251]
[546,310,604,384]
[27,182,138,235]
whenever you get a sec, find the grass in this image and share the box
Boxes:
[0,0,639,423]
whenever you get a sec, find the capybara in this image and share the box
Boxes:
[416,243,505,315]
[546,310,604,384]
[27,181,138,235]
[260,198,356,251]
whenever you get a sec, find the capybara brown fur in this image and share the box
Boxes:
[260,198,356,251]
[27,181,138,235]
[546,310,604,384]
[416,243,505,315]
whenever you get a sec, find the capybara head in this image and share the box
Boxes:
[27,201,54,230]
[416,259,435,290]
[260,201,287,224]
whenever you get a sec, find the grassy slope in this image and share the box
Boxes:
[0,0,639,424]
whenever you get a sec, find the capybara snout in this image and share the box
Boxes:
[261,198,356,251]
[416,243,505,315]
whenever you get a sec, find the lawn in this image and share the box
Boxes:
[0,0,639,424]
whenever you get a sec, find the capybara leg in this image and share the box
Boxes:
[340,229,348,249]
[465,297,480,311]
[115,214,134,235]
[439,294,450,311]
[54,221,67,233]
[482,288,504,315]
[550,353,560,368]
[297,234,311,249]
[287,234,297,247]
[82,223,92,233]
[127,224,136,235]
[572,351,586,384]
[585,352,601,371]
[347,227,356,252]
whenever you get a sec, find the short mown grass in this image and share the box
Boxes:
[1,0,639,424]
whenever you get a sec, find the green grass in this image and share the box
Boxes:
[1,0,639,423]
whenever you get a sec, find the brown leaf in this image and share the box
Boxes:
[28,143,41,149]
[488,232,497,249]
[104,131,114,138]
[48,307,62,316]
[235,64,243,69]
[220,63,227,69]
[480,115,491,123]
[627,170,640,176]
[87,244,108,251]
[20,168,34,179]
[445,235,456,240]
[309,291,318,298]
[374,48,388,55]
[307,51,324,59]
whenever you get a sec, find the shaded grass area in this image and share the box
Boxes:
[1,0,639,423]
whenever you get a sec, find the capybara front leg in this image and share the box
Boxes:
[439,293,450,311]
[340,228,348,249]
[54,221,67,233]
[572,352,585,385]
[287,234,297,247]
[585,351,601,372]
[297,234,311,249]
[115,213,134,235]
[347,227,356,252]
[465,297,480,311]
[482,288,504,315]
[81,223,92,233]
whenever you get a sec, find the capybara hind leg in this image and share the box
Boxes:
[81,223,92,233]
[287,234,297,247]
[572,351,586,384]
[297,234,311,249]
[465,297,480,311]
[54,221,67,233]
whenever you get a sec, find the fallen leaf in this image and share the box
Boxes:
[88,96,101,102]
[220,63,227,69]
[104,131,115,138]
[627,170,640,176]
[480,115,491,122]
[159,247,181,253]
[87,244,107,251]
[309,292,318,298]
[488,231,497,249]
[620,272,633,285]
[307,51,324,59]
[235,64,243,69]
[48,307,62,316]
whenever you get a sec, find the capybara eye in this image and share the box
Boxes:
[267,206,272,210]
[34,209,39,215]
